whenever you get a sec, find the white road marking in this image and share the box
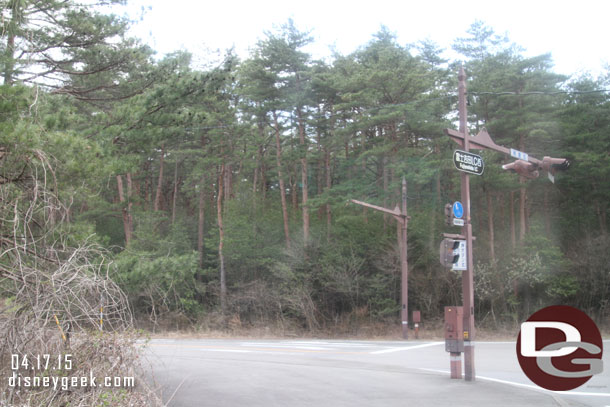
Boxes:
[370,342,443,354]
[459,339,610,345]
[476,341,517,345]
[240,342,327,350]
[419,368,610,398]
[308,342,377,347]
[195,348,295,356]
[201,349,253,353]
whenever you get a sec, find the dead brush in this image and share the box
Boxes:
[0,243,163,407]
[0,152,162,406]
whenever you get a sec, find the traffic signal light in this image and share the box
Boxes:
[444,203,453,226]
[440,238,460,268]
[502,160,539,179]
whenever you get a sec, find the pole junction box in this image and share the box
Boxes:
[444,306,464,353]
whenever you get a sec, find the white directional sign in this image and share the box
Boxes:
[510,148,529,161]
[452,240,467,271]
[453,218,465,226]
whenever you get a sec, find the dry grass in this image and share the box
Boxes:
[142,316,529,342]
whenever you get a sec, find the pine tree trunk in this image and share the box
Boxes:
[274,112,291,249]
[345,141,352,181]
[436,159,442,205]
[477,195,484,232]
[544,187,551,236]
[325,147,332,242]
[253,142,262,194]
[198,175,205,268]
[126,172,134,235]
[217,164,227,313]
[301,160,309,242]
[154,145,165,211]
[325,106,336,241]
[596,201,608,236]
[519,177,527,242]
[433,153,441,250]
[316,128,323,221]
[602,204,608,235]
[223,163,231,202]
[316,133,323,197]
[499,193,506,231]
[290,173,298,213]
[383,154,389,233]
[361,137,368,223]
[389,122,398,199]
[487,190,496,262]
[510,191,516,249]
[3,33,15,85]
[172,159,179,224]
[116,175,132,245]
[296,96,309,243]
[143,161,151,207]
[518,132,527,242]
[261,153,267,201]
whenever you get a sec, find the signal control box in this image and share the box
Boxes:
[412,310,421,324]
[444,306,464,353]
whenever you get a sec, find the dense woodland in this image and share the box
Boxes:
[1,1,609,335]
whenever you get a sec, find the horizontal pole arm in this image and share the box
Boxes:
[350,199,404,218]
[442,232,476,241]
[445,128,542,166]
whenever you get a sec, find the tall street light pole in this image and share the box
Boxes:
[351,177,410,339]
[444,67,570,382]
[399,178,408,339]
[458,67,476,381]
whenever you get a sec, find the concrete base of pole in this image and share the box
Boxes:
[450,352,462,379]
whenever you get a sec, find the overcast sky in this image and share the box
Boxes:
[118,0,610,77]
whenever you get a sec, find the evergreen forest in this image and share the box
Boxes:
[2,2,610,338]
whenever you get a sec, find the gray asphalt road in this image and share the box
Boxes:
[141,339,610,407]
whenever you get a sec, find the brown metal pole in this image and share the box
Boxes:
[458,66,476,381]
[400,177,408,339]
[350,183,409,340]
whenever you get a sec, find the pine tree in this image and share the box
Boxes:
[1,0,152,101]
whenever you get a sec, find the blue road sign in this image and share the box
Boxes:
[453,201,464,219]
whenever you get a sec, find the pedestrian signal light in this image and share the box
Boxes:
[440,238,460,268]
[444,203,453,226]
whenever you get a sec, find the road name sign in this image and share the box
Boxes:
[453,150,484,175]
